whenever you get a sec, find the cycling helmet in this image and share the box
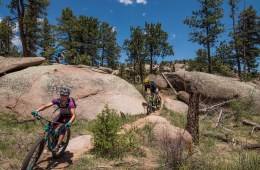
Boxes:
[144,78,149,83]
[60,87,71,96]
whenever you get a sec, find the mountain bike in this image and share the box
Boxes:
[146,93,161,115]
[21,114,71,170]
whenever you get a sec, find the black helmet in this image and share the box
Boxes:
[60,87,71,96]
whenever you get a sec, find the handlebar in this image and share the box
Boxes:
[34,115,65,126]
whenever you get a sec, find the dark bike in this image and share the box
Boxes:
[146,93,161,115]
[21,115,71,170]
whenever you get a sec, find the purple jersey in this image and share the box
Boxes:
[52,98,76,108]
[52,98,76,116]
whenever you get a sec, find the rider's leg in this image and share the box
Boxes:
[57,134,65,146]
[157,94,161,103]
[52,131,65,152]
[53,116,70,152]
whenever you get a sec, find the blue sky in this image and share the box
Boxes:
[0,0,259,69]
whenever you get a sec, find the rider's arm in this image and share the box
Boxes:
[36,102,54,112]
[69,108,76,124]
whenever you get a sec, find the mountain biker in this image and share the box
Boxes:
[31,87,76,152]
[55,51,61,63]
[144,78,161,105]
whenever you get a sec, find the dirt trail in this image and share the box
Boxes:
[34,150,73,170]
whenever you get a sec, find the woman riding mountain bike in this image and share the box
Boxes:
[31,87,76,152]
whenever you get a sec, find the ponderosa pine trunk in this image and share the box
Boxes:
[186,86,200,145]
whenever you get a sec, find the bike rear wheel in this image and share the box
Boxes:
[21,134,45,170]
[51,128,71,158]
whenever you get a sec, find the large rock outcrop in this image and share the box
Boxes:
[0,64,146,119]
[121,115,170,132]
[0,56,45,76]
[165,71,260,114]
[164,98,188,114]
[177,91,189,104]
[152,123,192,151]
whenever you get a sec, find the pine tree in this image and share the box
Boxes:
[75,16,88,56]
[8,0,49,57]
[86,17,99,66]
[105,28,120,69]
[123,26,146,83]
[229,0,242,78]
[38,17,55,61]
[0,16,15,56]
[237,5,260,73]
[215,41,233,66]
[99,22,110,66]
[56,7,77,63]
[98,22,120,68]
[184,0,224,73]
[188,48,208,72]
[144,22,174,74]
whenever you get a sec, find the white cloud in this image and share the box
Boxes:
[142,12,146,16]
[119,0,133,5]
[0,17,2,23]
[136,0,147,5]
[37,18,44,23]
[13,22,19,33]
[12,35,21,47]
[170,32,176,39]
[112,26,116,32]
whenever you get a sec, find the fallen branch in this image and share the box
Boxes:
[161,73,177,95]
[199,97,243,112]
[204,132,231,142]
[222,126,235,133]
[243,144,260,150]
[242,119,260,130]
[204,132,260,150]
[214,109,223,128]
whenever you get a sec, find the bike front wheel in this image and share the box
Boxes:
[21,134,45,170]
[147,102,153,115]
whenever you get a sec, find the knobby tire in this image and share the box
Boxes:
[21,134,45,170]
[147,102,152,115]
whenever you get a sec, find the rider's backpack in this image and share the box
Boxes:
[149,81,156,91]
[69,97,77,108]
[58,97,77,109]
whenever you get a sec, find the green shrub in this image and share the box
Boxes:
[91,105,122,158]
[72,54,91,65]
[228,100,250,121]
[91,105,140,159]
[241,73,253,82]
